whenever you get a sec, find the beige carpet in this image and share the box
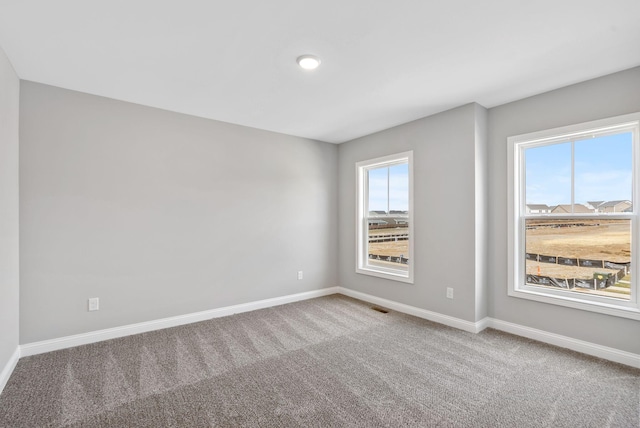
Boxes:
[0,294,638,427]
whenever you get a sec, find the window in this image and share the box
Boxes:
[356,151,413,283]
[508,113,640,319]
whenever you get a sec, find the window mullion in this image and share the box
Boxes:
[571,140,575,214]
[386,167,390,214]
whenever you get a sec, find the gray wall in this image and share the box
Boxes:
[338,103,488,323]
[488,67,640,354]
[13,65,640,355]
[19,82,338,343]
[0,47,20,372]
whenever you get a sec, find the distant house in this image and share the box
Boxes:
[368,210,408,227]
[526,204,551,214]
[551,204,593,214]
[597,200,632,213]
[586,201,604,211]
[368,219,388,226]
[388,210,408,225]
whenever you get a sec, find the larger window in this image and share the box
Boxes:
[508,113,640,319]
[356,151,413,283]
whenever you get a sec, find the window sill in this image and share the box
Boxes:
[356,267,414,284]
[508,286,640,321]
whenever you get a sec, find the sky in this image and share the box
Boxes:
[525,132,632,206]
[368,163,409,212]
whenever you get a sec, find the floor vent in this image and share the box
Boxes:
[371,306,389,314]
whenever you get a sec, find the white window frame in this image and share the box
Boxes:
[356,151,414,283]
[507,113,640,320]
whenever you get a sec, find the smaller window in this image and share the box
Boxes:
[356,152,413,283]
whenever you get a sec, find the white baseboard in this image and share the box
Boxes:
[337,287,486,333]
[0,347,20,395]
[21,287,339,357]
[486,318,640,369]
[336,288,640,369]
[16,286,640,370]
[475,316,491,333]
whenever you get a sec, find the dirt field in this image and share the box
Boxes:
[368,220,631,261]
[525,219,630,262]
[368,226,409,258]
[526,219,630,278]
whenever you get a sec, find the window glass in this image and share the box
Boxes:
[574,132,632,207]
[525,218,631,301]
[523,131,633,301]
[388,163,409,212]
[368,167,389,213]
[366,163,409,273]
[525,142,571,208]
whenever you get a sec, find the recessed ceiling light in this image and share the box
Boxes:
[297,55,321,70]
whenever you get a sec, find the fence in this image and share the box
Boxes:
[369,224,409,231]
[526,270,626,290]
[525,252,629,290]
[368,254,409,265]
[367,250,630,284]
[369,234,409,243]
[525,222,599,230]
[525,252,628,271]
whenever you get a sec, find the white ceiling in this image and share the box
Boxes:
[0,1,638,143]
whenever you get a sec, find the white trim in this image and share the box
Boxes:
[337,287,486,333]
[20,287,339,357]
[0,347,20,394]
[336,288,639,368]
[507,287,640,320]
[474,316,491,333]
[14,286,639,371]
[486,318,640,369]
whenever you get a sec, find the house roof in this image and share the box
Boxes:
[551,204,593,213]
[526,204,550,210]
[598,200,631,208]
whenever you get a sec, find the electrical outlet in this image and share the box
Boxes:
[297,271,303,280]
[446,288,454,299]
[88,297,99,311]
